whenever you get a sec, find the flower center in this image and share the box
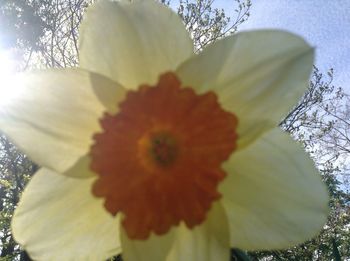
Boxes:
[148,132,178,166]
[90,72,238,240]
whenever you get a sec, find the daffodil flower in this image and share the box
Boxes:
[0,0,328,260]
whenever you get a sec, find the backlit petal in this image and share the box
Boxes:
[0,68,124,176]
[64,154,95,178]
[220,128,329,250]
[12,168,121,261]
[79,0,193,89]
[166,203,230,261]
[177,30,314,148]
[120,226,175,261]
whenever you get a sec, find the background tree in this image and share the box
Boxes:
[0,0,46,50]
[0,135,37,260]
[176,0,251,50]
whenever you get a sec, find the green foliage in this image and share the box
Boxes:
[0,135,37,259]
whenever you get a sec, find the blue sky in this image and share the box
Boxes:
[211,0,350,91]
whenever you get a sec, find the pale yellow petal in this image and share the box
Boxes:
[12,168,121,261]
[166,203,230,261]
[64,154,95,178]
[0,68,124,176]
[177,30,314,148]
[120,226,175,261]
[90,71,127,114]
[79,0,193,89]
[220,128,329,250]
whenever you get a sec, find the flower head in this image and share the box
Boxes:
[0,0,328,260]
[90,72,238,240]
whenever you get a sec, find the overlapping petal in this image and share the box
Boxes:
[79,0,193,90]
[220,128,329,250]
[119,202,230,261]
[166,203,230,261]
[121,226,175,261]
[0,69,125,175]
[12,169,121,261]
[177,30,314,148]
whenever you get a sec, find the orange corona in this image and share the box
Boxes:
[90,72,238,239]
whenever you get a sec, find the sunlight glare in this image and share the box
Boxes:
[0,50,22,105]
